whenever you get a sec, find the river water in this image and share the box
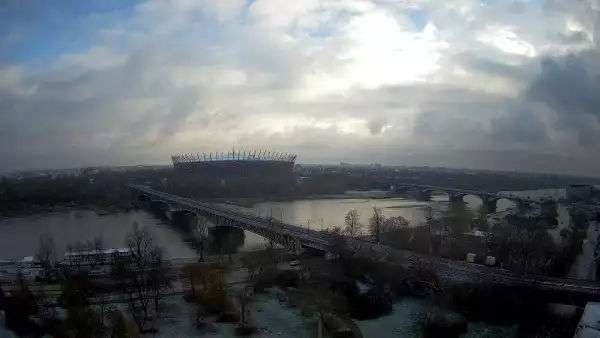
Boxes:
[0,188,570,260]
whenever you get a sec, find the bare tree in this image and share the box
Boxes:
[194,216,209,261]
[323,226,343,235]
[128,223,151,321]
[444,202,474,235]
[109,223,170,332]
[240,246,271,293]
[476,204,489,231]
[148,247,172,312]
[237,288,253,331]
[305,286,346,336]
[369,207,385,243]
[36,284,57,321]
[381,216,410,233]
[35,234,56,269]
[343,210,363,238]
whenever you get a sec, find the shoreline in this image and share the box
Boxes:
[0,205,132,222]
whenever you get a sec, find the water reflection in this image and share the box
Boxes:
[0,210,197,260]
[0,188,568,260]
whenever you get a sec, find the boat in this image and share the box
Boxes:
[63,248,133,266]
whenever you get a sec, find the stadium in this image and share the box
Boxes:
[171,150,297,180]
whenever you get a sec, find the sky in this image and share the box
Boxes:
[0,0,599,176]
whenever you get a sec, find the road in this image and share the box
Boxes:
[568,221,599,281]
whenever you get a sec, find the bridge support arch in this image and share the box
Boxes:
[416,190,432,202]
[482,197,498,213]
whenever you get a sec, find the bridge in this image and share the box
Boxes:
[387,184,547,212]
[130,184,332,254]
[128,185,600,301]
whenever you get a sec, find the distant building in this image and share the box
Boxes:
[171,149,296,182]
[567,184,594,202]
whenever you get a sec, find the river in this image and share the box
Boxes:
[0,188,570,261]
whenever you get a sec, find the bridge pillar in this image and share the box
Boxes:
[483,198,498,213]
[416,190,431,202]
[293,239,302,255]
[516,199,530,211]
[449,194,464,203]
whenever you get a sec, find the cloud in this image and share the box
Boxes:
[0,0,599,175]
[525,50,600,146]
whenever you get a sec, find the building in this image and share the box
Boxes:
[171,150,296,182]
[567,184,594,202]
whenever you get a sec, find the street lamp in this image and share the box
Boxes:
[270,208,283,223]
[315,217,324,231]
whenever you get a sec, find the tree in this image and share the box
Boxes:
[109,310,140,338]
[444,202,474,235]
[381,216,410,233]
[125,222,154,323]
[66,307,104,338]
[237,288,253,332]
[304,286,346,336]
[515,218,555,274]
[194,216,209,261]
[323,226,343,235]
[59,274,94,310]
[148,247,172,311]
[476,204,489,231]
[118,221,167,329]
[240,246,272,293]
[343,210,362,238]
[35,234,56,269]
[12,273,37,316]
[36,284,57,322]
[369,207,386,242]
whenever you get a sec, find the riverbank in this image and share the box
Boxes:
[0,204,134,221]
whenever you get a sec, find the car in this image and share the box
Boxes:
[289,260,300,267]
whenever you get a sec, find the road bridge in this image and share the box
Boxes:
[131,184,331,254]
[128,185,600,300]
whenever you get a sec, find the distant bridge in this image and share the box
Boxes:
[386,184,547,212]
[128,185,600,302]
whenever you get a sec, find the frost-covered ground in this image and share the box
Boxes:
[355,298,516,338]
[123,289,314,338]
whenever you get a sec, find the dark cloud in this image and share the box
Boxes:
[367,118,389,134]
[488,103,548,144]
[556,30,591,45]
[525,50,600,145]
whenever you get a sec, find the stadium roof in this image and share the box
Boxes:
[172,150,297,164]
